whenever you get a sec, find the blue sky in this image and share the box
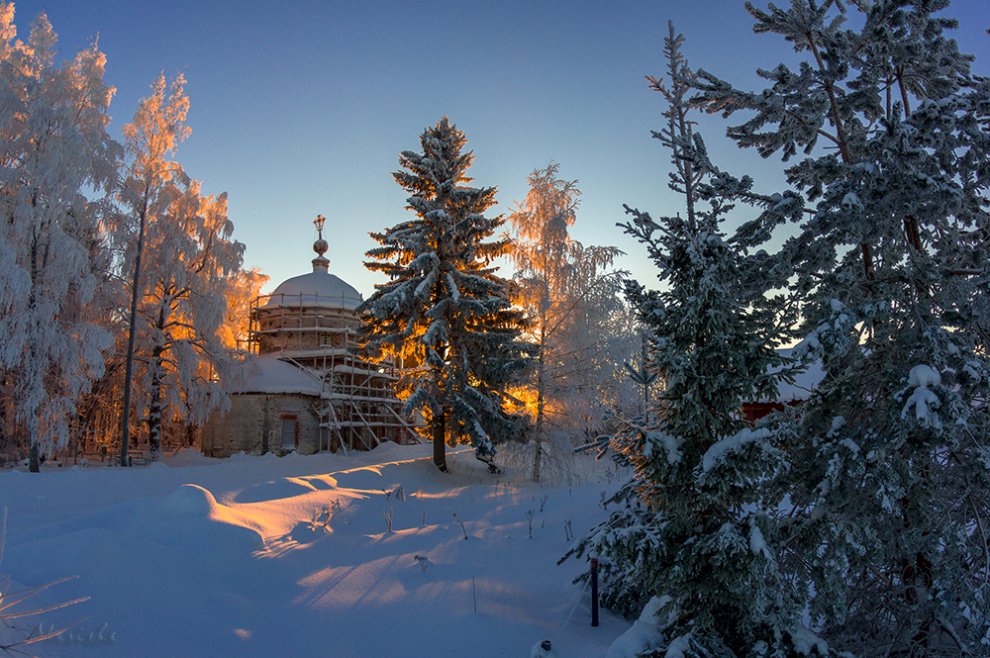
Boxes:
[10,0,989,295]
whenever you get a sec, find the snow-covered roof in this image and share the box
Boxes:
[229,355,322,396]
[262,270,364,311]
[771,348,825,402]
[777,362,825,401]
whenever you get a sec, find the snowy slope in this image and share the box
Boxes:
[0,445,629,657]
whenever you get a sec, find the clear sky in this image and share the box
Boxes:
[9,0,989,296]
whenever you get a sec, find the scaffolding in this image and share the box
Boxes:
[247,290,419,451]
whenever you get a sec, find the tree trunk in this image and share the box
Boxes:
[147,354,164,457]
[431,335,449,472]
[27,231,41,474]
[120,189,150,467]
[146,304,168,459]
[532,342,546,482]
[433,408,447,472]
[903,551,934,653]
[28,439,40,473]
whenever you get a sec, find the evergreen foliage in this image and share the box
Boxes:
[569,23,805,656]
[360,117,531,471]
[690,1,990,652]
[579,2,989,656]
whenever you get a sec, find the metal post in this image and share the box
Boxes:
[590,557,599,627]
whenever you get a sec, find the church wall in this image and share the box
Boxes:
[255,307,360,354]
[201,393,322,457]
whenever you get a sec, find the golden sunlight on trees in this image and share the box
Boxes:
[360,118,531,472]
[218,267,269,351]
[0,6,120,471]
[114,74,247,461]
[506,163,627,480]
[116,73,191,464]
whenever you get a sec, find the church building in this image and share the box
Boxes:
[201,216,417,456]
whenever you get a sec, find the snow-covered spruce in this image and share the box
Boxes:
[691,0,990,653]
[359,117,531,472]
[567,23,804,656]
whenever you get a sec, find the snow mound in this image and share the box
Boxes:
[606,595,668,658]
[232,477,321,503]
[165,447,221,467]
[160,483,218,515]
[142,484,269,550]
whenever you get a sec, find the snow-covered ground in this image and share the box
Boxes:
[0,444,631,657]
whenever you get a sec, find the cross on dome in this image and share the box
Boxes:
[312,213,330,272]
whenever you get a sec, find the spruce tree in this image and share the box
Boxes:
[361,117,530,472]
[570,24,804,656]
[691,1,990,652]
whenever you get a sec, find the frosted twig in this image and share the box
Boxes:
[0,508,91,652]
[452,512,468,540]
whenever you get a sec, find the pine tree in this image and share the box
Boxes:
[691,1,990,652]
[361,117,530,472]
[569,24,804,655]
[0,6,121,471]
[506,163,624,480]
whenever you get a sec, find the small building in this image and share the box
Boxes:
[201,217,417,456]
[741,349,825,422]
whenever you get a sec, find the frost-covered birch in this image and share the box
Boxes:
[0,6,120,471]
[506,163,627,480]
[116,74,244,459]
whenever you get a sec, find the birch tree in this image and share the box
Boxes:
[218,267,268,351]
[0,6,120,471]
[118,74,245,459]
[116,73,188,463]
[506,163,624,479]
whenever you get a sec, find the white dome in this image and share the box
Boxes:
[263,270,364,310]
